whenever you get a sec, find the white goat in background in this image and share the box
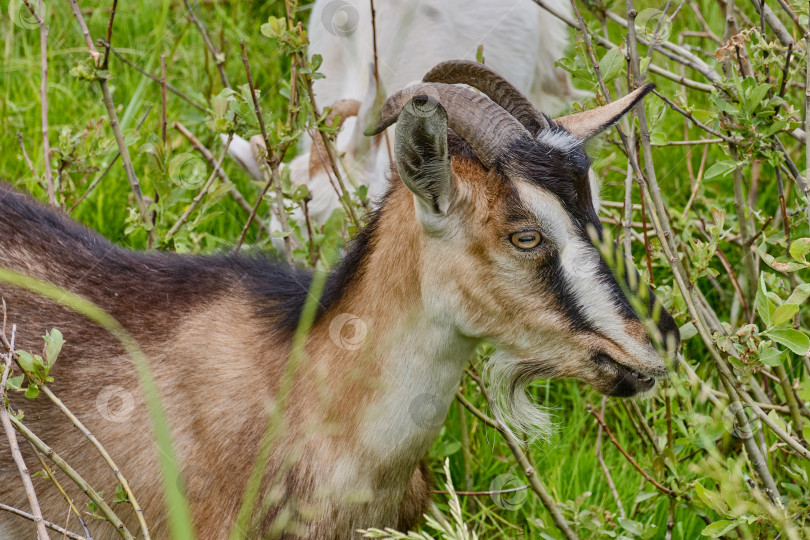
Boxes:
[228,0,581,249]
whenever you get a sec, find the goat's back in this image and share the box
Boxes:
[0,183,306,538]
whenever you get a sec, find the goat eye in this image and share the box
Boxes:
[510,231,542,250]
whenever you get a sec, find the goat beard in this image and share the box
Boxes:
[485,349,556,444]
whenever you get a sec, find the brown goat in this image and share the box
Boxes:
[0,61,678,539]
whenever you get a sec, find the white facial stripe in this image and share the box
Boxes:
[514,182,661,370]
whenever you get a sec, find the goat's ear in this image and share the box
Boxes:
[554,84,654,140]
[394,97,455,215]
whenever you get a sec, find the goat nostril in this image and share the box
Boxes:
[629,370,656,388]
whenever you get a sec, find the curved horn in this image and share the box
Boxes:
[309,99,361,176]
[365,83,529,168]
[422,60,550,134]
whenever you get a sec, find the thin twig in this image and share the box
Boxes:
[160,54,168,144]
[0,503,83,540]
[595,397,626,519]
[172,121,272,234]
[40,385,150,539]
[369,0,393,166]
[652,90,736,143]
[67,0,158,247]
[182,0,229,88]
[9,414,135,540]
[99,0,117,70]
[531,0,715,92]
[455,392,579,540]
[66,0,100,64]
[1,327,51,540]
[237,40,294,260]
[21,0,54,206]
[587,405,678,497]
[108,46,206,111]
[68,106,152,214]
[805,28,810,225]
[16,132,41,184]
[27,445,92,540]
[746,0,795,47]
[165,133,233,240]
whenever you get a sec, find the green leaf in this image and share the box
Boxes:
[435,441,461,458]
[767,328,810,355]
[761,119,787,137]
[786,283,810,306]
[43,329,65,369]
[745,83,770,113]
[25,384,40,399]
[6,375,24,391]
[756,275,774,327]
[599,47,625,83]
[260,16,285,39]
[789,237,810,263]
[702,520,739,537]
[759,347,785,367]
[695,482,728,514]
[617,518,644,536]
[771,304,799,326]
[704,161,736,180]
[475,44,485,64]
[761,250,806,272]
[16,350,36,374]
[114,483,130,504]
[679,321,698,340]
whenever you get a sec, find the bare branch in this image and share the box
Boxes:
[455,391,579,540]
[107,45,206,112]
[1,327,51,540]
[67,0,158,247]
[182,0,230,88]
[165,133,233,241]
[0,503,83,540]
[21,0,54,206]
[172,121,273,235]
